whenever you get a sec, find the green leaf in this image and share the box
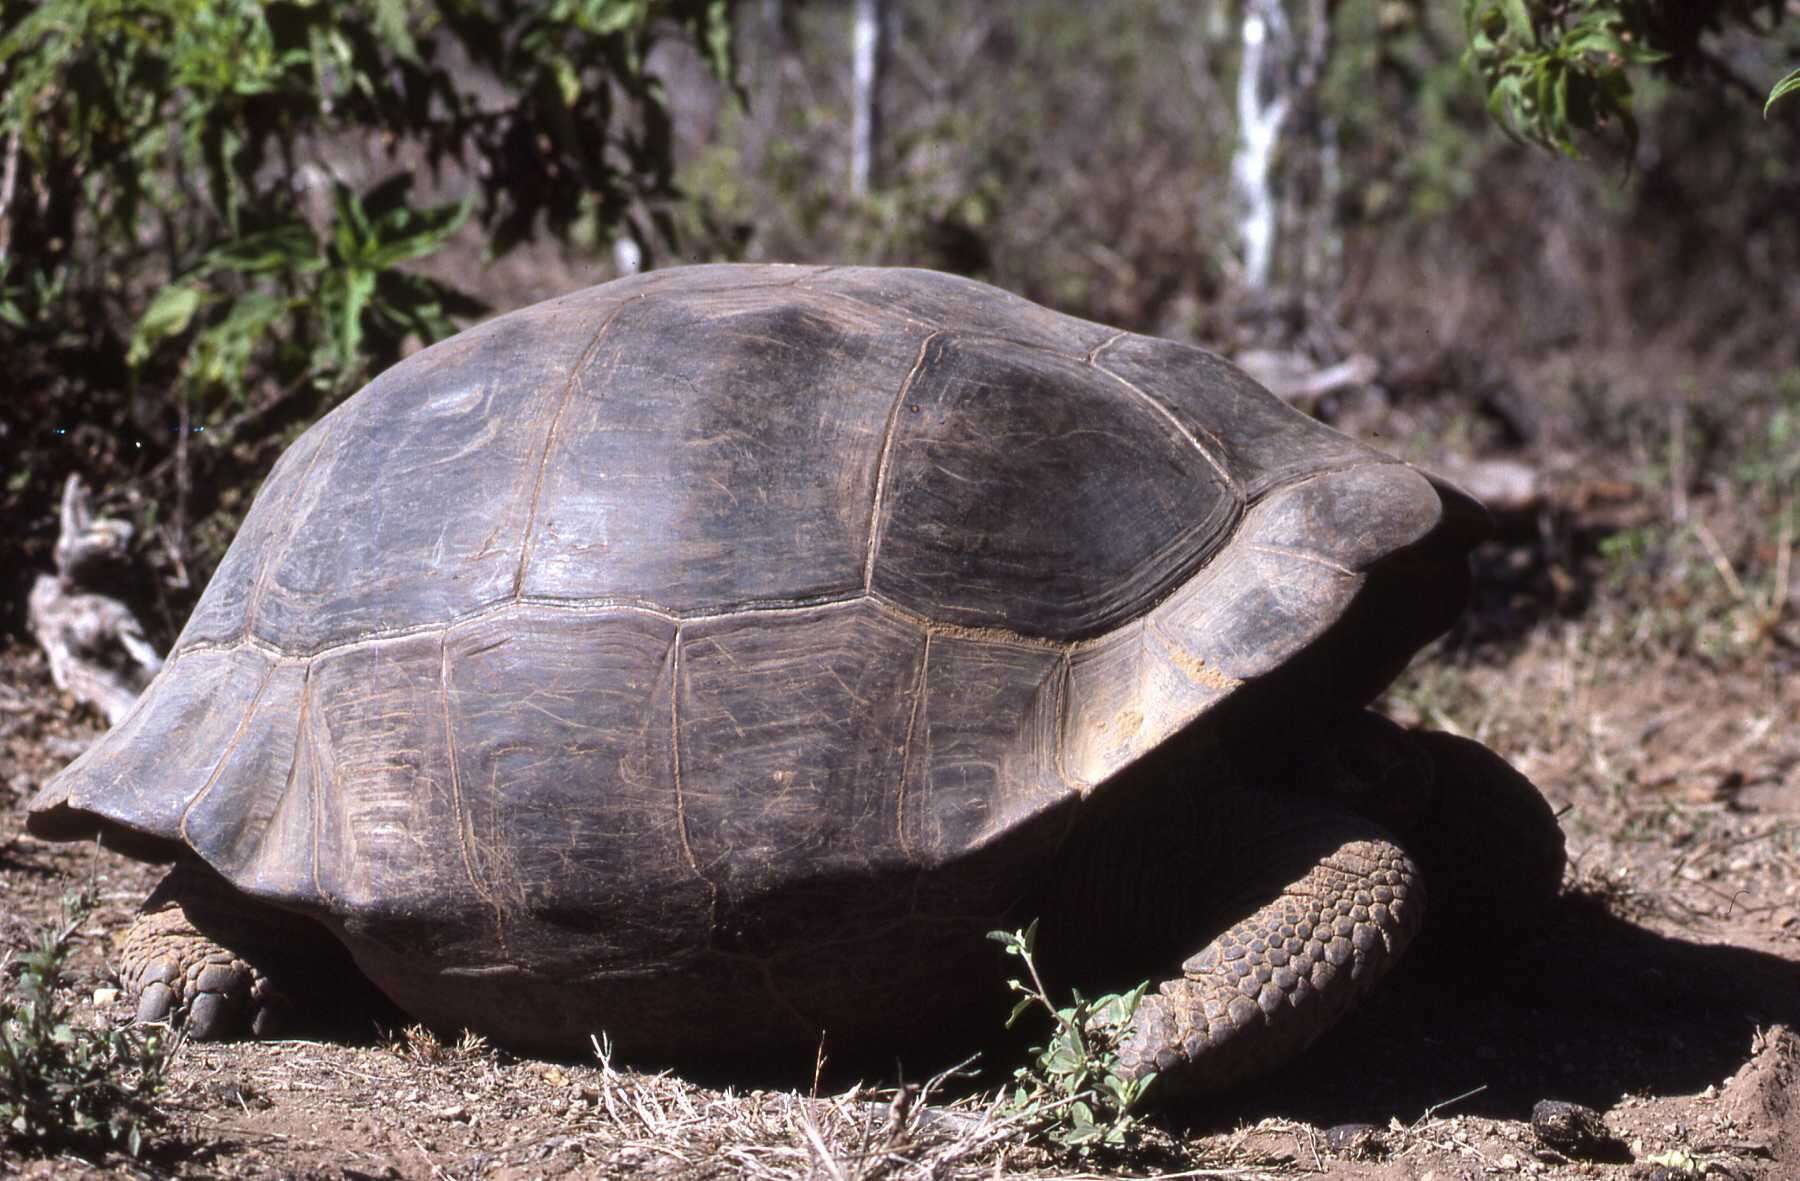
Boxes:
[190,291,292,392]
[204,224,322,275]
[128,284,206,367]
[1562,25,1624,59]
[364,197,474,269]
[335,268,378,368]
[367,0,420,61]
[701,0,735,83]
[1767,68,1800,118]
[1497,0,1535,46]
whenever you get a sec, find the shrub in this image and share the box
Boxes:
[0,892,172,1158]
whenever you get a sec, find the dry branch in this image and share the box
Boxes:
[27,475,163,726]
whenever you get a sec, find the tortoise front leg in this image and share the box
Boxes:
[1113,804,1423,1097]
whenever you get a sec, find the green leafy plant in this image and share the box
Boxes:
[0,0,738,598]
[0,893,172,1158]
[1462,0,1667,155]
[987,921,1155,1153]
[1463,1,1792,153]
[127,177,478,398]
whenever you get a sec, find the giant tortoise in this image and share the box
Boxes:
[31,264,1563,1094]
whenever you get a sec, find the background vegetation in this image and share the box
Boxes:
[1,0,1796,643]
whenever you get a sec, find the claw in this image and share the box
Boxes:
[118,878,282,1041]
[187,990,242,1040]
[135,979,178,1025]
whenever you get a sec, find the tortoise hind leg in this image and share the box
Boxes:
[125,902,283,1039]
[124,862,347,1040]
[1114,806,1423,1096]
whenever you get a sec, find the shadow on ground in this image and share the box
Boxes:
[1437,510,1630,658]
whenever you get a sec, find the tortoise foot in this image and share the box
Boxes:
[119,865,302,1039]
[123,904,286,1039]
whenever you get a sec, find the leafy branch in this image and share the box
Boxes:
[1462,1,1668,155]
[1462,1,1792,154]
[987,921,1155,1153]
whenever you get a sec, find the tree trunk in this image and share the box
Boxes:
[850,0,887,197]
[1233,0,1289,292]
[1230,0,1337,299]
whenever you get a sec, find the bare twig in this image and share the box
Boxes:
[1421,1084,1488,1122]
[1692,519,1748,601]
[1770,496,1793,621]
[1669,403,1689,523]
[0,129,19,266]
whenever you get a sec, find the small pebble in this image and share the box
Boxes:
[1530,1099,1628,1161]
[1324,1122,1384,1158]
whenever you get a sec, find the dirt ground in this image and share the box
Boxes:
[3,368,1799,1180]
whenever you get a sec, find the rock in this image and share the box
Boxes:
[1432,455,1543,519]
[1530,1099,1629,1161]
[1325,1122,1385,1158]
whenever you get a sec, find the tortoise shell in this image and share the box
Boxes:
[32,265,1479,1059]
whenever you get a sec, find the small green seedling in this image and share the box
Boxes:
[987,921,1156,1152]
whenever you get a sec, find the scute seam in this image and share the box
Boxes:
[1049,652,1076,795]
[299,665,329,910]
[174,583,1126,667]
[668,630,721,933]
[512,297,635,598]
[809,284,1097,362]
[176,656,280,847]
[173,590,877,663]
[1241,458,1411,508]
[440,631,511,955]
[1242,542,1356,577]
[1088,333,1238,492]
[863,331,944,589]
[167,586,1169,673]
[892,631,931,859]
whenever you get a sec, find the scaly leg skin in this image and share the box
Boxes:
[1116,817,1423,1098]
[121,864,292,1039]
[123,905,285,1039]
